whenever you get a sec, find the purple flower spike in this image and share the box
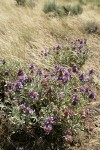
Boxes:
[26,107,34,114]
[83,77,91,82]
[43,124,52,135]
[72,100,77,106]
[29,64,34,69]
[72,65,78,73]
[79,44,83,49]
[88,91,96,99]
[29,90,39,100]
[15,81,23,89]
[17,69,24,76]
[22,75,33,84]
[45,116,56,125]
[20,104,26,110]
[80,86,86,94]
[64,109,74,117]
[55,65,59,70]
[4,71,9,76]
[20,104,34,115]
[78,71,84,82]
[7,82,14,91]
[88,69,94,75]
[54,44,61,51]
[36,69,42,75]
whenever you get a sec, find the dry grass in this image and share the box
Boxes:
[0,0,100,83]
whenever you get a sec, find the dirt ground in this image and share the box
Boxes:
[68,88,100,150]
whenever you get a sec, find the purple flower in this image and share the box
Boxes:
[55,65,59,70]
[54,44,61,54]
[80,40,83,45]
[58,67,71,83]
[15,81,23,89]
[51,76,57,81]
[26,107,34,114]
[88,91,96,99]
[79,44,84,49]
[60,67,69,75]
[4,71,9,76]
[36,69,42,75]
[80,86,86,94]
[43,124,52,135]
[88,69,94,75]
[22,75,34,84]
[29,64,34,69]
[64,109,74,117]
[71,93,80,106]
[20,104,34,115]
[64,129,72,136]
[72,100,77,106]
[7,82,14,91]
[72,93,80,101]
[29,90,39,100]
[17,69,24,76]
[76,50,82,54]
[83,77,91,82]
[22,76,29,83]
[20,104,26,110]
[44,116,56,125]
[78,71,84,82]
[72,65,78,73]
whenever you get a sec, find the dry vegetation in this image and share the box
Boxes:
[0,0,100,75]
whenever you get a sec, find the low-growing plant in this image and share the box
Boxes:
[62,5,71,15]
[44,39,88,68]
[43,1,83,16]
[62,4,83,16]
[43,0,58,14]
[71,4,83,15]
[79,0,87,5]
[15,0,35,7]
[15,0,26,6]
[84,21,100,34]
[0,45,96,149]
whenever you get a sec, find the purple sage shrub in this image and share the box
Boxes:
[0,40,96,149]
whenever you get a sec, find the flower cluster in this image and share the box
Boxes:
[29,90,39,100]
[43,116,56,134]
[20,103,34,115]
[0,38,97,149]
[80,86,96,99]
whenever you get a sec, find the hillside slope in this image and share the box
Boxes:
[0,0,100,150]
[0,0,100,76]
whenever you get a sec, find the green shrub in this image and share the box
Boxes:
[43,0,64,16]
[0,57,96,149]
[15,0,35,7]
[43,0,58,13]
[0,40,96,149]
[62,5,71,15]
[15,0,26,6]
[62,4,83,16]
[78,0,87,5]
[84,21,100,34]
[71,4,83,15]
